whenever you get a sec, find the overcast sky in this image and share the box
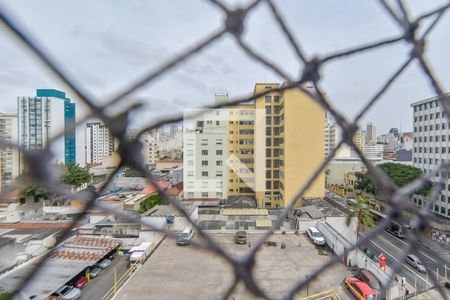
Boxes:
[0,0,449,164]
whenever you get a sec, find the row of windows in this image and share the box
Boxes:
[414,123,448,132]
[414,157,447,164]
[414,135,449,143]
[413,100,440,112]
[414,111,447,122]
[200,139,223,145]
[201,160,223,166]
[265,95,280,103]
[414,147,450,153]
[185,192,223,198]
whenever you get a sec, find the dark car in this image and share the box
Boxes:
[356,268,382,298]
[235,231,247,244]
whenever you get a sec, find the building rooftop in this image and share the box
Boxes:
[0,236,120,299]
[143,203,196,217]
[410,92,450,106]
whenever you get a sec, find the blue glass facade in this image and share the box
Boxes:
[36,89,76,164]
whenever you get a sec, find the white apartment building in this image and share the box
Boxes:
[183,109,228,200]
[365,143,384,161]
[142,131,158,168]
[0,113,19,183]
[411,93,450,218]
[324,116,341,157]
[85,122,115,165]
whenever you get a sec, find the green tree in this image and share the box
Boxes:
[61,163,91,187]
[355,163,431,196]
[139,195,164,213]
[346,195,374,232]
[21,184,49,201]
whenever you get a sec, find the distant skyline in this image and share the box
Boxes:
[0,0,449,165]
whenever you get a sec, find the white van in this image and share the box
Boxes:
[177,226,194,246]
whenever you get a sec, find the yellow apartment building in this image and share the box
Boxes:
[227,83,325,208]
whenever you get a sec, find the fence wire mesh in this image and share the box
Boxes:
[0,0,450,299]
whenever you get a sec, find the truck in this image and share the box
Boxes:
[128,242,152,264]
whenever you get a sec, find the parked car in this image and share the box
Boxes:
[355,268,382,298]
[307,227,325,246]
[71,275,88,288]
[344,277,376,300]
[89,266,102,278]
[362,247,380,264]
[96,258,112,269]
[235,231,247,244]
[177,226,194,246]
[406,254,427,273]
[52,285,81,300]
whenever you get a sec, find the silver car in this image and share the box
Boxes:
[97,258,111,269]
[406,254,426,273]
[53,285,81,300]
[90,266,102,278]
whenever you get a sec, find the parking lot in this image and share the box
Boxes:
[117,233,353,299]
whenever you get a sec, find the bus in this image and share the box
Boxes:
[371,209,407,239]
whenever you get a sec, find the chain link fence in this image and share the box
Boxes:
[1,0,450,299]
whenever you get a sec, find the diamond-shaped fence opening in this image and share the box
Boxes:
[0,0,450,299]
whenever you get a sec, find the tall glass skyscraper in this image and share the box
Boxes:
[17,89,76,172]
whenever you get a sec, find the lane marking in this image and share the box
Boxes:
[378,232,437,263]
[360,233,432,285]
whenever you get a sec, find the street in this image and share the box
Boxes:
[326,189,450,292]
[80,254,129,300]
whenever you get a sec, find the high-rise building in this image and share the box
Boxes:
[17,89,76,170]
[366,122,376,144]
[411,93,450,218]
[142,131,158,168]
[183,83,325,208]
[85,122,115,165]
[324,116,341,157]
[352,130,366,156]
[0,113,19,183]
[183,107,229,200]
[365,143,384,161]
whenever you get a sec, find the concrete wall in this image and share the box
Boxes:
[316,219,357,266]
[326,160,364,185]
[0,238,17,272]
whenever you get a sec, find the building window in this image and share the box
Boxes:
[202,150,208,155]
[265,106,272,114]
[202,171,208,177]
[197,121,204,127]
[202,161,208,166]
[216,139,223,145]
[216,171,223,177]
[266,138,271,146]
[266,149,271,157]
[266,159,271,168]
[265,96,271,103]
[216,161,222,166]
[216,150,223,155]
[266,181,271,189]
[266,127,272,136]
[442,207,446,214]
[274,96,280,103]
[202,192,208,198]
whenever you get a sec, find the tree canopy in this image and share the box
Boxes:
[346,195,374,230]
[20,184,49,201]
[355,163,432,196]
[139,194,165,213]
[61,163,91,187]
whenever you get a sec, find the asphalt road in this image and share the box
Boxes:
[325,189,450,292]
[80,254,129,300]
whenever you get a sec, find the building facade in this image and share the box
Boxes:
[366,122,376,144]
[0,113,19,184]
[365,143,384,161]
[183,83,325,208]
[411,93,450,218]
[85,122,115,165]
[324,116,341,157]
[142,131,158,168]
[352,130,366,156]
[17,89,76,169]
[183,105,229,200]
